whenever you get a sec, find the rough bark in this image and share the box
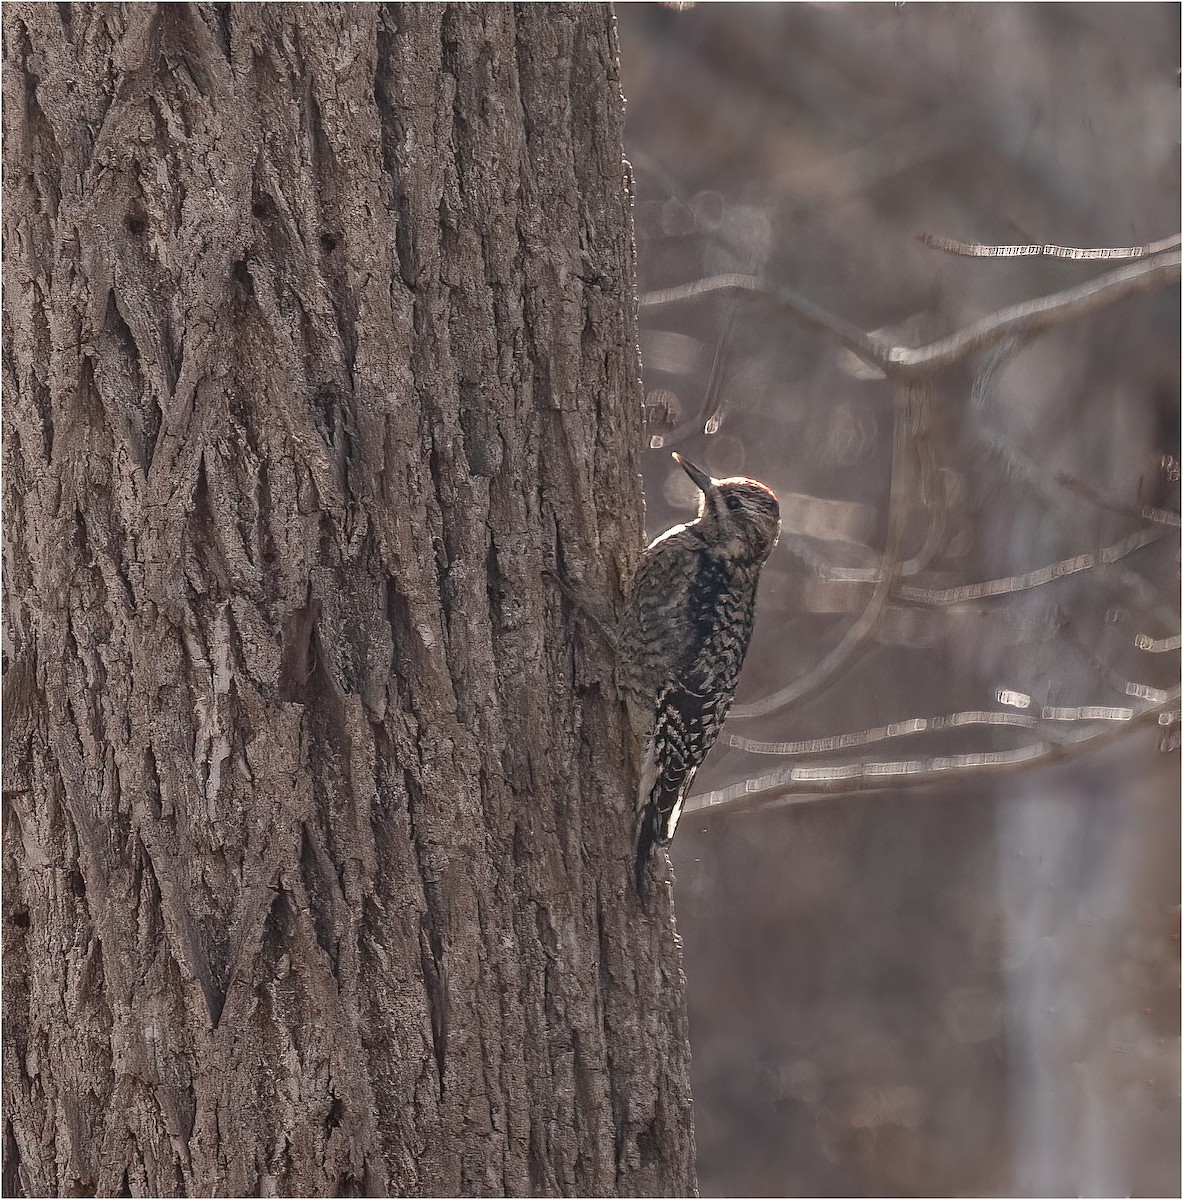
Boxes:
[2,4,696,1195]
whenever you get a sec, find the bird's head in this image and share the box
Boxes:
[674,452,781,563]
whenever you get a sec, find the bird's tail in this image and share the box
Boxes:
[635,781,688,895]
[634,803,661,896]
[634,733,694,895]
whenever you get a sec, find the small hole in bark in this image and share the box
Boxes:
[68,867,86,899]
[320,233,337,253]
[251,197,273,220]
[232,258,255,298]
[10,910,30,929]
[125,212,147,235]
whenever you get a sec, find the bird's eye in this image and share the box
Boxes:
[725,495,742,511]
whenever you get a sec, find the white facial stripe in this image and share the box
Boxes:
[648,521,690,549]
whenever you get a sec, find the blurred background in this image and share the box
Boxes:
[616,4,1180,1196]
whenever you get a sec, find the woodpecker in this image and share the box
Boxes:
[619,452,781,893]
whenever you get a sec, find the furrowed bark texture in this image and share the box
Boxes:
[2,4,697,1195]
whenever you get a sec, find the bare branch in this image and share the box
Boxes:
[638,273,894,372]
[917,231,1182,260]
[1135,633,1182,653]
[1123,681,1174,703]
[699,744,1052,808]
[889,251,1182,371]
[895,526,1166,606]
[730,710,1037,755]
[686,690,1179,816]
[637,251,1181,382]
[727,702,1140,758]
[1039,704,1141,721]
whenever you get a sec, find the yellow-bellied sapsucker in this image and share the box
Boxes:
[619,453,781,892]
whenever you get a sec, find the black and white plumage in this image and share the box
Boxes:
[618,453,781,892]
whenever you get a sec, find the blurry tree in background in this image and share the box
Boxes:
[618,4,1180,1196]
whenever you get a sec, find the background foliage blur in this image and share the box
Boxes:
[617,5,1180,1195]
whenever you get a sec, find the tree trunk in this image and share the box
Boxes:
[2,4,697,1195]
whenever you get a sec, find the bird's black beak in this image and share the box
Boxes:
[672,452,714,494]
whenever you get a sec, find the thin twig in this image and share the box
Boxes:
[639,273,893,372]
[895,526,1166,606]
[637,251,1181,380]
[827,524,1167,596]
[917,231,1182,260]
[1135,632,1182,653]
[727,702,1140,758]
[701,744,1051,807]
[889,251,1181,371]
[686,689,1179,815]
